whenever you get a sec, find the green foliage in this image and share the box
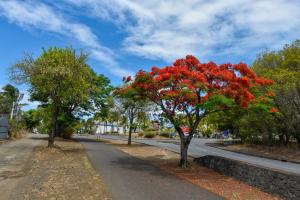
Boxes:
[159,131,170,138]
[0,84,19,114]
[144,132,155,138]
[200,95,235,110]
[209,40,300,146]
[22,109,40,131]
[252,40,300,145]
[8,119,27,138]
[10,47,112,145]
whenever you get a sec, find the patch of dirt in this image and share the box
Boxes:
[14,138,111,200]
[220,144,300,163]
[102,138,281,200]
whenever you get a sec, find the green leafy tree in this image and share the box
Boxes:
[253,40,300,146]
[0,84,19,114]
[114,85,149,145]
[10,47,112,146]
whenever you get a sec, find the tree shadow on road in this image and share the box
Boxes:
[109,156,179,180]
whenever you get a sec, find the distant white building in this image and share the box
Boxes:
[94,122,125,135]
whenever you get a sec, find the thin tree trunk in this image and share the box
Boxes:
[128,115,134,145]
[279,134,284,146]
[128,126,132,145]
[284,134,290,147]
[179,136,191,168]
[48,105,59,147]
[296,136,300,149]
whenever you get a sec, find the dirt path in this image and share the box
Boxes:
[0,134,44,200]
[0,134,110,200]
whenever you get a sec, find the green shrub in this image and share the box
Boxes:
[9,119,27,138]
[159,132,170,138]
[138,132,144,137]
[144,132,155,138]
[143,127,157,132]
[61,127,74,139]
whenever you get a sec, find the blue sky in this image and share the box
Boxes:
[0,0,300,109]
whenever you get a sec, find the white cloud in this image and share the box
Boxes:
[64,0,300,62]
[0,0,132,77]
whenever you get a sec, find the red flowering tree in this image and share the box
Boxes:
[125,55,274,168]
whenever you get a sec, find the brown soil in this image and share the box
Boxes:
[15,138,111,200]
[221,144,300,163]
[101,138,281,200]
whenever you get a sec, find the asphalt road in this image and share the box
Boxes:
[100,135,300,175]
[76,135,223,200]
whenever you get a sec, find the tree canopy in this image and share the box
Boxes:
[10,47,112,146]
[124,55,274,167]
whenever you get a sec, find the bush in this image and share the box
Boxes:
[61,127,74,139]
[143,127,157,132]
[144,132,155,138]
[138,132,144,137]
[9,119,27,139]
[159,132,170,138]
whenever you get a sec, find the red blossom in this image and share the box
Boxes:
[121,55,274,116]
[270,107,279,113]
[126,76,132,82]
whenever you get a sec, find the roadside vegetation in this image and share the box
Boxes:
[1,40,300,168]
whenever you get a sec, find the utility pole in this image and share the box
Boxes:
[10,93,24,120]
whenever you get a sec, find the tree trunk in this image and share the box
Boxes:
[284,134,290,147]
[128,125,132,145]
[48,105,59,147]
[179,136,191,168]
[128,116,134,145]
[279,134,284,146]
[296,136,300,149]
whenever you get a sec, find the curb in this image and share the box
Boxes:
[206,143,300,165]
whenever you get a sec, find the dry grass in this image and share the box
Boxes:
[222,144,300,163]
[102,138,281,200]
[20,138,111,200]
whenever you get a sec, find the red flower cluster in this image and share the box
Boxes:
[270,107,279,113]
[123,55,274,112]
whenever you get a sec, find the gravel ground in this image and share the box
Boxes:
[0,135,110,200]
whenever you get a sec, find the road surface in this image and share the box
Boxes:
[0,134,46,200]
[99,135,300,175]
[76,135,223,200]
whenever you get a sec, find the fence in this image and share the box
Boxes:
[0,114,9,139]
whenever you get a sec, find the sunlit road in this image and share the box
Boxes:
[76,135,222,200]
[100,135,300,175]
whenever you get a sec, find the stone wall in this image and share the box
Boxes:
[194,155,300,200]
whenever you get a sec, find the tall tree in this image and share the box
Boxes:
[10,47,111,146]
[125,55,274,167]
[115,82,149,145]
[253,40,300,146]
[0,84,19,114]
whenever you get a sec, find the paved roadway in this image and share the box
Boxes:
[99,135,300,175]
[76,135,223,200]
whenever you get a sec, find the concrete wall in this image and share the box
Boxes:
[195,155,300,200]
[0,114,9,139]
